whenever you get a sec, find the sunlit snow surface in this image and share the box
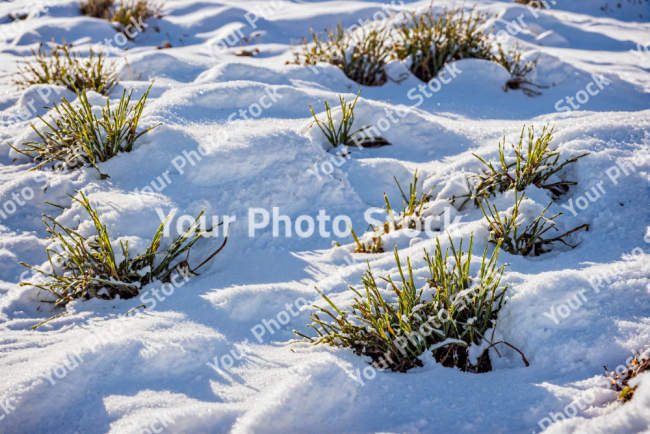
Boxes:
[0,0,649,433]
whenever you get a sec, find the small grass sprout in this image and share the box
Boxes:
[382,170,436,233]
[19,191,227,306]
[479,188,589,256]
[470,125,589,203]
[394,5,494,82]
[349,222,385,253]
[309,91,389,149]
[13,39,117,95]
[10,85,160,179]
[295,235,523,373]
[348,170,438,253]
[292,20,393,86]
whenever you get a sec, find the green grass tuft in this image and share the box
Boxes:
[110,0,164,34]
[80,0,163,36]
[13,39,117,95]
[479,188,589,256]
[295,235,513,372]
[468,125,588,206]
[309,91,389,149]
[293,6,543,95]
[394,5,494,82]
[10,85,160,179]
[19,191,227,306]
[292,20,393,86]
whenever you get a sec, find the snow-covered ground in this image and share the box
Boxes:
[0,0,649,433]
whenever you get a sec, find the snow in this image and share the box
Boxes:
[0,0,649,433]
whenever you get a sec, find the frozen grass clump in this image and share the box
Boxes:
[295,235,521,373]
[309,91,389,149]
[479,189,589,256]
[20,191,227,306]
[470,125,588,203]
[13,40,117,95]
[80,0,114,18]
[10,85,160,179]
[394,5,494,82]
[292,21,393,86]
[110,0,164,34]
